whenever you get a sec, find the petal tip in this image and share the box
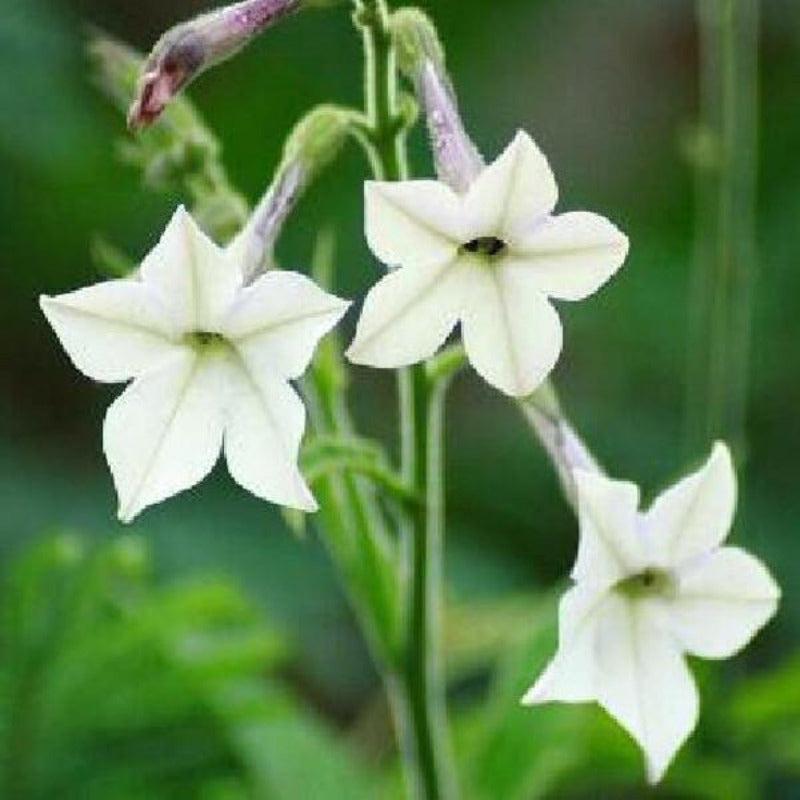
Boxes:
[343,342,368,367]
[520,685,545,706]
[116,501,138,525]
[645,759,666,786]
[709,440,733,467]
[39,294,57,322]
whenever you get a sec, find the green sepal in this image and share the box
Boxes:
[389,7,447,81]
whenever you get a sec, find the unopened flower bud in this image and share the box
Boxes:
[128,0,302,129]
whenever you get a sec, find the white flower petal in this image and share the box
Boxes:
[223,271,349,380]
[365,181,463,268]
[644,442,736,564]
[140,206,242,332]
[40,281,179,383]
[595,596,699,784]
[572,470,644,586]
[224,351,316,512]
[666,546,780,659]
[508,211,629,301]
[346,257,473,368]
[523,583,610,705]
[463,130,558,241]
[103,350,226,522]
[461,265,562,397]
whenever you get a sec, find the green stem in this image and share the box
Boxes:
[686,0,760,457]
[304,358,400,664]
[355,1,455,796]
[405,368,456,799]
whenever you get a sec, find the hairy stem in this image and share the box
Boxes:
[686,0,760,457]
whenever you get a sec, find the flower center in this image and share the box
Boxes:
[184,331,225,350]
[615,567,675,599]
[461,236,507,259]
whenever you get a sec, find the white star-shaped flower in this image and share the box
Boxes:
[522,442,780,783]
[41,206,349,522]
[346,130,629,397]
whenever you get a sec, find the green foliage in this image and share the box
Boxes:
[2,535,794,799]
[0,534,378,799]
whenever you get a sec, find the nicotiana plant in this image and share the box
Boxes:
[41,0,780,797]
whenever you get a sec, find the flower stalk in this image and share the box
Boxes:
[354,2,457,797]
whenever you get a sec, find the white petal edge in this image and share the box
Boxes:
[103,350,226,522]
[644,442,737,565]
[40,281,180,383]
[461,264,562,397]
[666,546,780,659]
[223,350,317,512]
[508,211,629,301]
[223,271,350,380]
[346,256,474,368]
[522,583,610,705]
[572,469,644,587]
[365,181,464,269]
[595,596,699,784]
[463,130,558,241]
[140,206,242,332]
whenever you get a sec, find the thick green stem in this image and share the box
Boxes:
[355,1,455,796]
[686,0,760,457]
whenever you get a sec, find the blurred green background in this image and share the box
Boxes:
[1,0,799,797]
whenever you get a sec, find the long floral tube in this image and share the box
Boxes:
[227,103,356,280]
[518,388,602,508]
[417,60,484,194]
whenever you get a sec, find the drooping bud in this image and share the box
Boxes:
[229,104,355,280]
[128,0,302,129]
[391,8,483,193]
